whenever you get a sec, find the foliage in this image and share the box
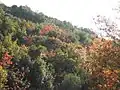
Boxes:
[0,52,13,89]
[0,52,13,67]
[2,3,120,90]
[94,15,120,40]
[59,74,84,90]
[0,66,7,89]
[29,57,54,90]
[85,38,120,90]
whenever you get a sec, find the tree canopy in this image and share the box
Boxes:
[0,3,120,90]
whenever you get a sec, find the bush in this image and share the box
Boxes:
[0,66,7,89]
[59,74,85,90]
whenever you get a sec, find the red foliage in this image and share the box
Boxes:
[0,52,13,67]
[40,25,53,35]
[85,38,120,89]
[90,69,119,89]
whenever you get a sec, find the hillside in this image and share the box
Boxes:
[0,3,120,90]
[0,4,96,35]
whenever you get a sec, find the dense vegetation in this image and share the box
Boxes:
[0,3,120,90]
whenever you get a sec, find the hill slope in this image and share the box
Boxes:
[2,3,117,90]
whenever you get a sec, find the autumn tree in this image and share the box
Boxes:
[85,38,120,90]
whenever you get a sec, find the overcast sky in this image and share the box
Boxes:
[0,0,119,29]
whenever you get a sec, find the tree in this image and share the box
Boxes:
[59,74,84,90]
[29,57,54,90]
[94,15,120,40]
[85,38,120,89]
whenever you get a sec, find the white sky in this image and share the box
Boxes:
[0,0,119,29]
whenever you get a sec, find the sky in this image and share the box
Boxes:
[0,0,119,29]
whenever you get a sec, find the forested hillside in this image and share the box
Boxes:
[0,3,120,90]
